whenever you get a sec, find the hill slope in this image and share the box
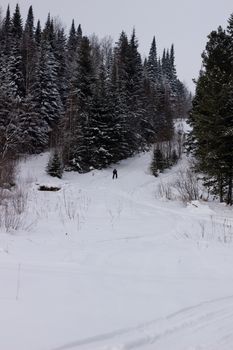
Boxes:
[0,152,233,350]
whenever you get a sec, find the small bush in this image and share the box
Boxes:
[0,185,29,233]
[174,167,201,203]
[157,181,173,200]
[12,185,28,214]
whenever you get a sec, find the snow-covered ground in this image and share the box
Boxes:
[1,150,233,350]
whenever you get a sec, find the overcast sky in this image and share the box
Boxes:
[1,0,233,92]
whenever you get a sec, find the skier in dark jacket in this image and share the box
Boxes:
[112,169,118,179]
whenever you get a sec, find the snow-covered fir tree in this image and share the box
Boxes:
[187,22,233,205]
[47,149,63,178]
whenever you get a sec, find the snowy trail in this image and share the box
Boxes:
[52,295,233,350]
[1,152,233,350]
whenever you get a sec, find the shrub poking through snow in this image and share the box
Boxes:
[0,184,29,232]
[174,167,201,203]
[38,185,61,192]
[47,150,63,179]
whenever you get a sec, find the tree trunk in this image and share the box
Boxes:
[226,172,232,205]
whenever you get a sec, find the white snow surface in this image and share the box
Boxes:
[1,152,233,350]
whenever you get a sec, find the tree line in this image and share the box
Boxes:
[187,14,233,205]
[0,4,190,176]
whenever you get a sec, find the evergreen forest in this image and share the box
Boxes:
[0,4,190,175]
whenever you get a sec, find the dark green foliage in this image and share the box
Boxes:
[0,5,189,173]
[187,23,233,204]
[1,5,12,55]
[47,150,63,178]
[35,20,42,45]
[11,4,23,40]
[147,36,158,85]
[18,94,48,153]
[171,149,178,165]
[151,148,165,176]
[67,20,77,54]
[54,28,67,104]
[22,6,37,95]
[38,32,63,129]
[62,36,95,172]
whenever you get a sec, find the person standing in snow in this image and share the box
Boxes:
[112,169,118,179]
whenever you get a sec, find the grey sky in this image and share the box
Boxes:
[1,0,233,92]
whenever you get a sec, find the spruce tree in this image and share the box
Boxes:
[38,14,63,137]
[10,4,24,98]
[35,20,42,45]
[112,32,132,158]
[88,63,124,168]
[1,5,11,56]
[66,20,79,86]
[53,27,67,104]
[187,25,233,204]
[147,36,158,85]
[22,6,37,95]
[127,29,145,150]
[63,36,95,172]
[11,4,23,39]
[151,148,165,176]
[47,150,63,178]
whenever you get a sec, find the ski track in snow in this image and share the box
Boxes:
[52,295,233,350]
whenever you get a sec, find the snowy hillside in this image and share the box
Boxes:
[1,151,233,350]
